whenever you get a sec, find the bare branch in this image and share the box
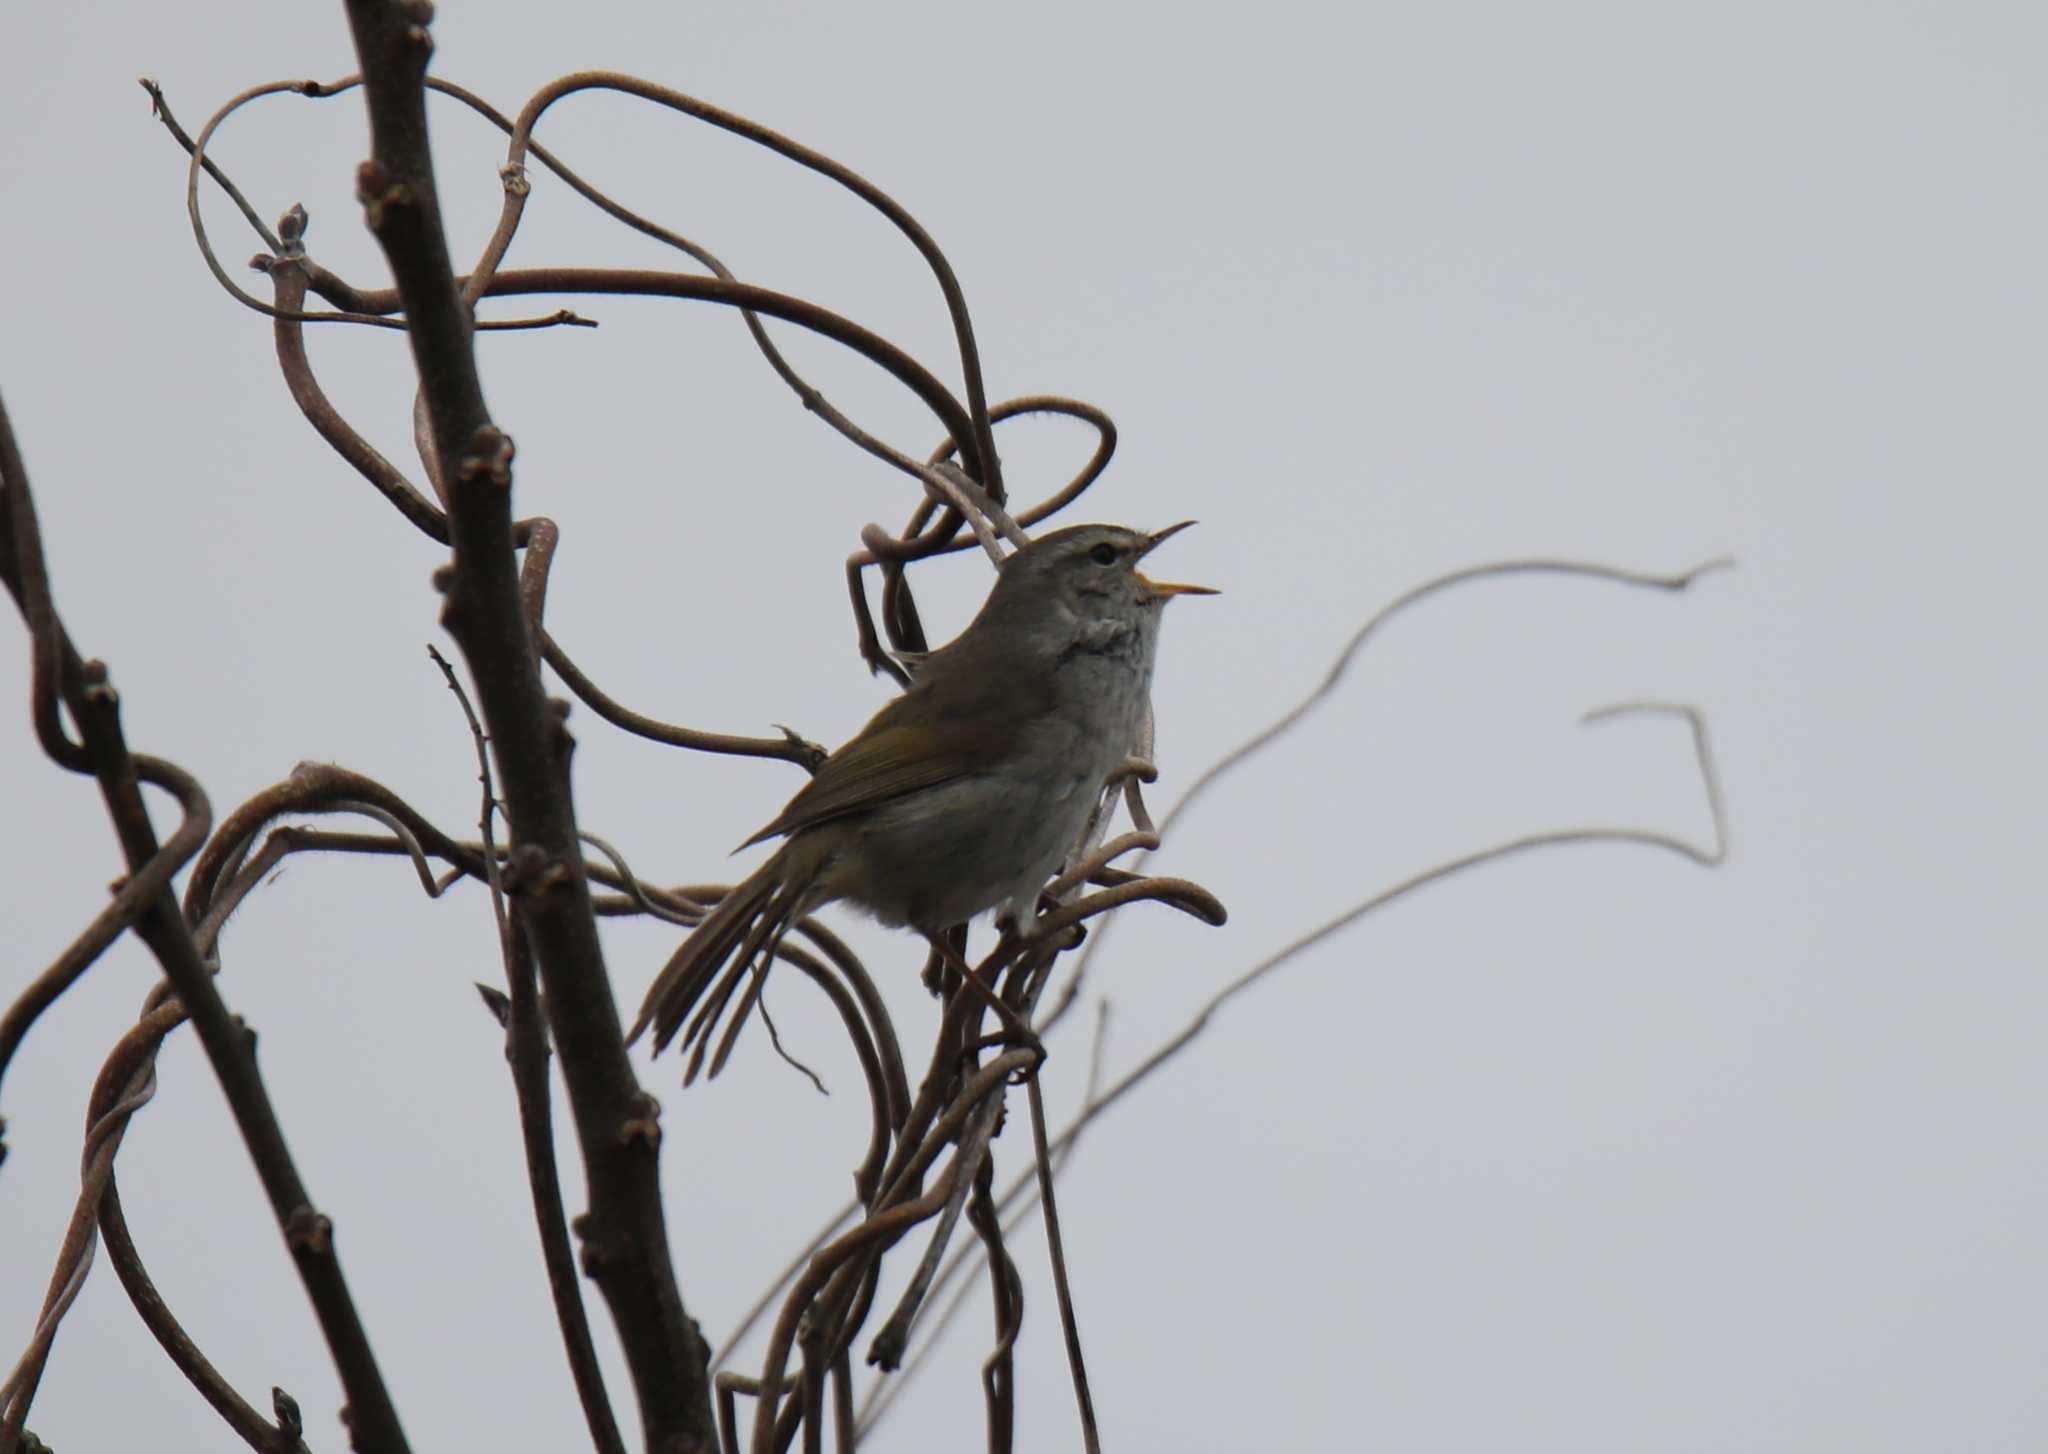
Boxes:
[0,390,408,1454]
[338,5,713,1444]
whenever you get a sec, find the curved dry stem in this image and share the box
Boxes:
[786,919,909,1129]
[86,991,312,1454]
[162,76,589,333]
[141,79,280,252]
[266,258,448,541]
[859,708,1723,1435]
[0,400,223,1133]
[178,78,985,463]
[1043,703,1728,1195]
[182,78,406,327]
[493,72,1003,501]
[0,1001,182,1445]
[185,763,486,928]
[0,763,209,1105]
[100,1171,309,1454]
[100,1170,310,1454]
[0,393,87,773]
[752,936,899,1206]
[1043,831,1160,903]
[864,1116,989,1372]
[749,1173,959,1454]
[892,395,1121,563]
[749,1054,1029,1454]
[845,397,1119,676]
[475,267,978,458]
[517,516,559,631]
[856,1000,1111,1438]
[539,630,826,770]
[472,75,963,506]
[578,833,701,929]
[967,1160,1022,1454]
[711,1200,861,1374]
[1040,554,1734,1035]
[1176,556,1732,842]
[1027,877,1228,948]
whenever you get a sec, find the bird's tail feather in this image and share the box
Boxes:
[683,878,809,1083]
[627,856,786,1056]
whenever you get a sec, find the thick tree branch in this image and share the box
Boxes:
[336,4,714,1449]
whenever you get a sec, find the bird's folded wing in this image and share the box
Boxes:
[739,718,971,847]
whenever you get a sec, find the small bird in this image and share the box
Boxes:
[628,521,1215,1071]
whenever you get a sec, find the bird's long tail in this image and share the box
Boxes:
[627,850,800,1075]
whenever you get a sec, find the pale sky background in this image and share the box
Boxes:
[4,2,2044,1450]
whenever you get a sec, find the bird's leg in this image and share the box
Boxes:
[920,925,966,999]
[927,933,1044,1073]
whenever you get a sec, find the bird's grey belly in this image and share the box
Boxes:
[827,759,1108,933]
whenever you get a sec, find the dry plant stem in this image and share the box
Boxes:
[167,78,581,333]
[166,78,976,458]
[539,629,826,769]
[1027,1075,1099,1454]
[799,1357,825,1454]
[844,395,1118,677]
[518,516,558,633]
[184,763,485,921]
[91,997,311,1454]
[710,1200,861,1373]
[197,826,885,1215]
[856,1001,1112,1439]
[866,396,1118,567]
[266,260,449,541]
[579,834,705,928]
[1039,553,1733,1036]
[840,951,1057,1411]
[770,1114,1007,1449]
[1037,705,1729,1202]
[862,706,1724,1439]
[783,920,909,1124]
[829,1355,855,1454]
[749,1062,1025,1454]
[483,78,993,518]
[338,6,714,1447]
[290,255,984,464]
[102,1178,308,1454]
[181,78,400,326]
[0,807,205,1102]
[1043,830,1158,902]
[0,1002,180,1446]
[492,71,1004,500]
[966,1163,1022,1454]
[0,393,408,1454]
[716,1378,748,1454]
[141,77,281,252]
[1180,557,1729,843]
[468,266,978,454]
[433,648,627,1454]
[501,913,628,1454]
[0,396,84,772]
[171,68,1002,492]
[712,935,898,1203]
[865,1118,988,1370]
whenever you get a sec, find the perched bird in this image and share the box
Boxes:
[628,521,1214,1071]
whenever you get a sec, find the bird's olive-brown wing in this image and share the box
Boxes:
[738,648,1051,848]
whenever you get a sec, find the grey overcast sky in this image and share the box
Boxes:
[4,2,2044,1450]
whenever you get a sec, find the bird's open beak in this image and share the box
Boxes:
[1136,520,1220,598]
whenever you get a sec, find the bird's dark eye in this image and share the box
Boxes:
[1089,542,1120,565]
